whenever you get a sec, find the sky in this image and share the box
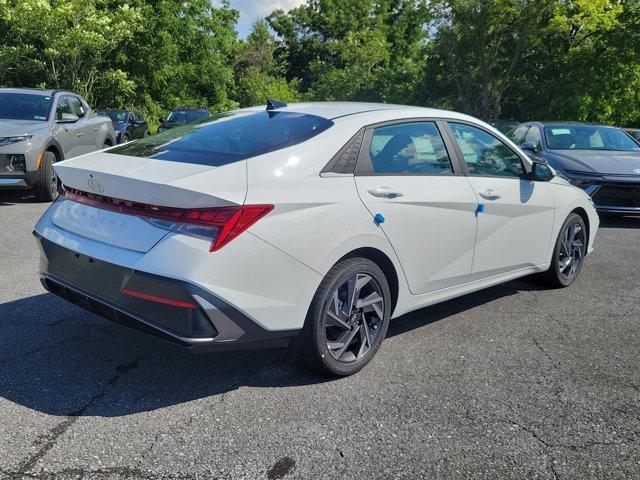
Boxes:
[216,0,306,38]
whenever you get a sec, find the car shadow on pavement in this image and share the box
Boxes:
[0,279,547,417]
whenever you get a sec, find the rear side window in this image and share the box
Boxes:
[368,122,453,174]
[509,125,528,144]
[69,97,86,118]
[108,111,334,166]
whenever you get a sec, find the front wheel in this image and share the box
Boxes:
[543,213,587,288]
[294,258,391,377]
[34,150,58,202]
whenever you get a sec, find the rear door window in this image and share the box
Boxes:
[367,122,453,174]
[68,96,86,118]
[107,111,334,166]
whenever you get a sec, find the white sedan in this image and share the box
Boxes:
[34,102,599,376]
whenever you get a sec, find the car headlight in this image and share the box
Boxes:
[1,154,26,172]
[0,135,33,147]
[564,169,604,188]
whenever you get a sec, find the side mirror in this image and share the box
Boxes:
[520,141,539,153]
[56,112,80,123]
[527,159,554,182]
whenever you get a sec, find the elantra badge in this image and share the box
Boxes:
[87,177,104,194]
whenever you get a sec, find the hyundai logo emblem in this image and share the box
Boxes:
[87,178,104,194]
[634,168,640,175]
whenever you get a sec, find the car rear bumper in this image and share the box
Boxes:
[35,234,299,352]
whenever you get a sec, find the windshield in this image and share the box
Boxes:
[97,110,128,124]
[0,92,52,121]
[544,125,640,152]
[107,111,334,166]
[166,109,209,124]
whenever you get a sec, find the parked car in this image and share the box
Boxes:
[488,119,519,134]
[0,88,116,201]
[96,110,150,144]
[624,127,640,143]
[35,102,598,376]
[509,122,640,214]
[157,107,210,132]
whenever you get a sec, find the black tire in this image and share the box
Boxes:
[34,150,58,202]
[543,213,587,288]
[293,257,391,377]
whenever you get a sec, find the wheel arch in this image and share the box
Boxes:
[337,247,399,315]
[44,139,64,162]
[570,206,590,250]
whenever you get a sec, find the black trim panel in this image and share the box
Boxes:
[35,234,299,352]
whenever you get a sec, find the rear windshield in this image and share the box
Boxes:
[166,109,210,124]
[97,110,128,124]
[107,111,334,165]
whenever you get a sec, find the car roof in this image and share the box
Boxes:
[525,121,620,128]
[234,102,482,125]
[0,87,76,97]
[173,106,209,111]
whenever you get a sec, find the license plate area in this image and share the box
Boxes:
[50,197,170,252]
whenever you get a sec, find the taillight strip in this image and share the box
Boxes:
[121,288,196,308]
[59,185,273,251]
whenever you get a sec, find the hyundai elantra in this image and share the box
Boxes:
[34,102,599,376]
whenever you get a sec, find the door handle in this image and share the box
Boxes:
[478,189,501,200]
[367,187,404,199]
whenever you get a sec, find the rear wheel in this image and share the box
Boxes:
[34,150,58,202]
[294,258,391,376]
[543,213,587,288]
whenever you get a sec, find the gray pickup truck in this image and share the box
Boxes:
[0,88,116,201]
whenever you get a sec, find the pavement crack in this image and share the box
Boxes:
[529,334,556,366]
[15,357,142,475]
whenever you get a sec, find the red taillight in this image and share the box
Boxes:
[59,185,273,252]
[121,288,196,308]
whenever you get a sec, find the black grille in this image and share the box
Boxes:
[592,185,640,208]
[42,277,189,346]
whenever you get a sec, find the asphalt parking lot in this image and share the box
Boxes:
[1,190,639,480]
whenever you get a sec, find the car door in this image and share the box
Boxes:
[445,121,555,279]
[53,95,83,158]
[131,112,146,138]
[354,120,479,294]
[68,96,98,154]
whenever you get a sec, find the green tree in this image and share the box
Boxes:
[232,20,300,107]
[268,0,431,103]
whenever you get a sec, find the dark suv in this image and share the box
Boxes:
[510,121,640,214]
[157,107,210,132]
[96,110,150,144]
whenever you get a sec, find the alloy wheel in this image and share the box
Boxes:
[558,221,585,280]
[323,273,385,364]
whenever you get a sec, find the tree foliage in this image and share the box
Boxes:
[0,0,638,127]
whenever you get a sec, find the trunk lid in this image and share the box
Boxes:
[50,151,247,252]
